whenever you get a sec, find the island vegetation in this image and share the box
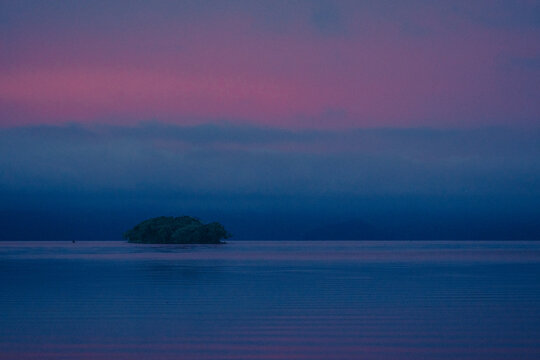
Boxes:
[124,216,230,244]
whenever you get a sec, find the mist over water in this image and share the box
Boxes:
[2,124,540,241]
[1,241,540,359]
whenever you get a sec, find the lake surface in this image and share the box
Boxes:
[1,241,540,359]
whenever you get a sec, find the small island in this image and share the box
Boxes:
[124,216,230,244]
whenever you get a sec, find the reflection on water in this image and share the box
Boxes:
[1,241,540,359]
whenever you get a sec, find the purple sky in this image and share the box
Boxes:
[1,1,540,239]
[1,0,539,128]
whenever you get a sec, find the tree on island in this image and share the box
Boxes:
[124,216,231,244]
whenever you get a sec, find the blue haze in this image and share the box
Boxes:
[1,124,539,240]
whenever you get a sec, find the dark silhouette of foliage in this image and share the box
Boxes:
[124,216,230,244]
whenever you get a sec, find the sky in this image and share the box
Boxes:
[1,0,539,128]
[1,1,540,240]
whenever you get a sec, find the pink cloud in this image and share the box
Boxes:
[1,7,538,128]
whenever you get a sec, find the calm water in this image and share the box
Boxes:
[1,241,540,360]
